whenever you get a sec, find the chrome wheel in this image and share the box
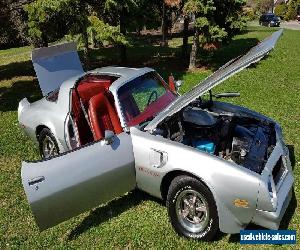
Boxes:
[42,135,58,158]
[175,189,209,233]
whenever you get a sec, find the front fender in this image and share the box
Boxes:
[164,148,260,234]
[131,128,260,234]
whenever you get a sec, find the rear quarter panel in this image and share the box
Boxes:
[18,98,68,152]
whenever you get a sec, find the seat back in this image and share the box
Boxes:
[88,93,123,141]
[71,79,112,145]
[77,79,111,108]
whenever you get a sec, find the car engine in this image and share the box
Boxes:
[155,102,276,174]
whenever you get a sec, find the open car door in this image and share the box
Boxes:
[21,132,135,231]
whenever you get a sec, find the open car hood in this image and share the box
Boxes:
[145,29,283,132]
[32,42,84,96]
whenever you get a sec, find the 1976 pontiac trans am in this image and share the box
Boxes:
[18,29,294,240]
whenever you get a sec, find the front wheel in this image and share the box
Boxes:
[38,128,59,159]
[166,176,219,241]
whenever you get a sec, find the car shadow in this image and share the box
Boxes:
[287,145,296,171]
[0,78,41,112]
[67,189,163,241]
[0,60,35,81]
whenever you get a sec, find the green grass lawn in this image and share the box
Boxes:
[0,27,299,249]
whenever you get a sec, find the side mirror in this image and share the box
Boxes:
[175,80,182,88]
[168,74,182,93]
[104,130,115,145]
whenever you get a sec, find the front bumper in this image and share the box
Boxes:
[251,172,293,229]
[251,130,294,229]
[270,22,280,27]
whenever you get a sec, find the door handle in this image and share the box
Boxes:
[28,176,45,186]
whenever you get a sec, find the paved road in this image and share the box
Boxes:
[249,20,300,30]
[280,20,300,30]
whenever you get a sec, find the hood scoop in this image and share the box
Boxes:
[183,107,217,127]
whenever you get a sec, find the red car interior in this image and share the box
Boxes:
[88,93,123,141]
[71,75,122,145]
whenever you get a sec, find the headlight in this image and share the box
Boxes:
[268,175,278,208]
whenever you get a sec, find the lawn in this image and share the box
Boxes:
[0,27,299,249]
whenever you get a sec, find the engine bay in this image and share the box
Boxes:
[153,99,276,174]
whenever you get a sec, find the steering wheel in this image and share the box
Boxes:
[147,90,158,106]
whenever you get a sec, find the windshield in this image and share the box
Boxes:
[118,72,177,126]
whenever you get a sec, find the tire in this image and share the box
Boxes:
[38,128,59,159]
[166,175,219,241]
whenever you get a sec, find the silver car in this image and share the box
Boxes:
[19,29,294,240]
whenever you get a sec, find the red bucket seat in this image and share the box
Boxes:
[88,93,123,141]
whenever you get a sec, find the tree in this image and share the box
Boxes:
[88,16,128,46]
[285,0,300,20]
[0,0,30,48]
[274,3,287,19]
[182,13,190,59]
[161,0,182,46]
[125,0,162,34]
[257,0,274,13]
[184,0,227,69]
[25,0,89,47]
[104,0,138,64]
[213,0,247,41]
[181,0,246,69]
[25,0,91,65]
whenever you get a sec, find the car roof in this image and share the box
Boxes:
[88,66,155,93]
[262,13,276,17]
[58,66,155,100]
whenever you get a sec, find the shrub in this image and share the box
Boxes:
[285,0,300,20]
[275,3,287,19]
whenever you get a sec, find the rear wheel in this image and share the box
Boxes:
[166,175,219,241]
[38,128,59,159]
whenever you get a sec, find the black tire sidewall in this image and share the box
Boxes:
[38,128,59,159]
[167,176,219,241]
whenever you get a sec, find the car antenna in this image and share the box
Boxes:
[209,90,213,102]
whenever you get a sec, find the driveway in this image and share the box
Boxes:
[249,20,300,30]
[280,20,300,30]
